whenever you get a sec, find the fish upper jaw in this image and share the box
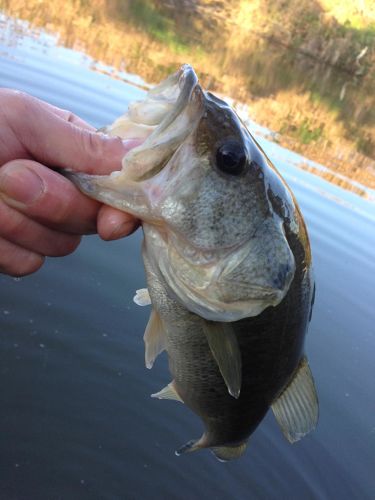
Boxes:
[64,67,205,222]
[104,64,204,184]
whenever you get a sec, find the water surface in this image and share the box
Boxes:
[0,15,375,500]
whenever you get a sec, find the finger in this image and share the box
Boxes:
[0,236,44,277]
[1,88,95,132]
[0,159,100,234]
[37,101,95,130]
[4,91,142,174]
[97,205,140,241]
[0,199,81,257]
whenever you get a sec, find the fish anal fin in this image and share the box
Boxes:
[176,437,248,462]
[272,356,319,443]
[144,309,166,369]
[151,381,183,403]
[211,441,248,462]
[203,321,242,399]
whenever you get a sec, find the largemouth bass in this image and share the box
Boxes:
[68,65,318,461]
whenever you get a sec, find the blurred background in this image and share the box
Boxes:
[1,0,374,188]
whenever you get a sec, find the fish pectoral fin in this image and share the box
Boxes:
[211,441,248,462]
[203,321,242,399]
[271,356,319,443]
[144,308,166,369]
[133,288,151,306]
[151,381,183,403]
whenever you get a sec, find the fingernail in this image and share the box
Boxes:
[110,220,139,239]
[0,164,44,207]
[100,212,139,240]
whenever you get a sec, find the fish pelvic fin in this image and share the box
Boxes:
[175,434,208,456]
[211,441,248,462]
[133,288,151,306]
[144,308,166,369]
[271,356,319,443]
[151,381,183,403]
[203,320,242,399]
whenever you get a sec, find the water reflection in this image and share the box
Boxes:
[1,11,374,200]
[1,0,374,188]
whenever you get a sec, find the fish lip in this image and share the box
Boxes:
[155,64,199,134]
[119,64,203,184]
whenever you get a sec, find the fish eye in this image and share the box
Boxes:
[216,140,247,176]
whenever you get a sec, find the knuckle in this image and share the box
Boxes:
[59,108,76,123]
[2,210,29,240]
[81,129,106,161]
[50,200,73,226]
[0,90,40,136]
[80,129,122,165]
[2,90,32,118]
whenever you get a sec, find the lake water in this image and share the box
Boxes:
[0,14,375,500]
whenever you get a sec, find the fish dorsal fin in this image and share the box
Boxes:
[211,441,248,462]
[133,288,151,306]
[271,356,319,443]
[203,321,242,399]
[144,309,166,369]
[151,381,183,403]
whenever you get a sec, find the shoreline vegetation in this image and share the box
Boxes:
[1,0,374,190]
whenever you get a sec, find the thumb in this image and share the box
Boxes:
[13,92,139,174]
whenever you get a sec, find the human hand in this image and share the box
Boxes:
[0,89,141,277]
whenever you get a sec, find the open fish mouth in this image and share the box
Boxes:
[102,64,203,183]
[65,65,205,223]
[66,64,296,322]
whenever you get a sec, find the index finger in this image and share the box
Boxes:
[38,100,96,131]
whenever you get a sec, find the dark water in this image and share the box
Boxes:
[1,14,375,500]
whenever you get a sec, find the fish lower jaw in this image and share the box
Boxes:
[175,244,217,266]
[171,285,282,322]
[170,271,287,321]
[170,233,248,267]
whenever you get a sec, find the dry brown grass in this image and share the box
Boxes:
[1,0,374,188]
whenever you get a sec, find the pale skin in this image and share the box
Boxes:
[0,89,140,277]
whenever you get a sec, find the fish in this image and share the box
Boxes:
[67,64,318,461]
